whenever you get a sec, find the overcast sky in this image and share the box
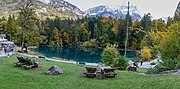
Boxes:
[66,0,179,19]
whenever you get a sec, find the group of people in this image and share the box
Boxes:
[1,45,14,55]
[128,60,144,69]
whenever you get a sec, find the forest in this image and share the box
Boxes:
[0,13,178,49]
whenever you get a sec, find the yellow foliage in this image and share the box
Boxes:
[80,23,87,31]
[141,46,152,61]
[112,24,119,35]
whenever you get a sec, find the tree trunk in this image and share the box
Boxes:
[21,28,25,52]
[124,2,130,58]
[21,14,27,52]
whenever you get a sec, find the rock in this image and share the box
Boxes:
[46,66,63,75]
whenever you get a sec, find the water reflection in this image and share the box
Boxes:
[34,46,136,63]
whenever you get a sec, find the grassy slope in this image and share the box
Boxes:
[0,54,180,89]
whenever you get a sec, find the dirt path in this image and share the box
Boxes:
[138,70,180,76]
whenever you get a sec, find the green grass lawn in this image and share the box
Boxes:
[0,54,180,89]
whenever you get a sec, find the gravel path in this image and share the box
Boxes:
[11,52,161,68]
[173,70,180,75]
[129,56,161,68]
[17,52,99,67]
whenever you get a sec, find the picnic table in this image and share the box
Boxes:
[96,66,117,80]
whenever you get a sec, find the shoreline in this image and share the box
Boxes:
[13,48,158,69]
[17,52,158,69]
[17,52,99,67]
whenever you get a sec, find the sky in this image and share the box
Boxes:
[66,0,180,19]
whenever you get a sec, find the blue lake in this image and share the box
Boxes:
[34,46,136,63]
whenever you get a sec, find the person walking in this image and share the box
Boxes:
[4,48,7,54]
[140,60,143,66]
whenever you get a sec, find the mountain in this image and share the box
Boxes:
[175,1,180,15]
[0,0,84,19]
[85,4,141,20]
[38,0,84,15]
[85,5,124,19]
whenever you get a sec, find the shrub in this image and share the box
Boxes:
[154,63,168,72]
[159,57,177,70]
[101,45,119,66]
[147,60,180,74]
[141,46,152,61]
[101,45,127,70]
[114,55,128,70]
[175,63,180,69]
[147,68,161,74]
[147,64,167,74]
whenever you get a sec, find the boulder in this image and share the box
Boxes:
[46,66,63,75]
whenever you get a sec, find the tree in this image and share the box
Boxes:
[101,45,127,69]
[124,1,130,58]
[52,27,60,45]
[153,22,180,70]
[18,0,36,52]
[117,18,126,47]
[151,19,166,32]
[63,32,70,45]
[7,14,17,41]
[166,17,173,27]
[140,13,152,32]
[7,14,12,41]
[80,23,90,42]
[160,22,180,60]
[141,46,152,61]
[88,18,95,39]
[99,33,109,47]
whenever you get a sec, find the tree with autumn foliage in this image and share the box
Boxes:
[141,46,152,61]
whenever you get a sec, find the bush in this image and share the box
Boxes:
[159,57,177,70]
[147,60,180,74]
[101,45,119,66]
[155,63,168,72]
[141,46,152,61]
[114,55,128,70]
[101,45,127,70]
[147,68,161,74]
[175,63,180,69]
[147,64,167,74]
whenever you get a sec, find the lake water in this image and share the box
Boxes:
[34,46,136,63]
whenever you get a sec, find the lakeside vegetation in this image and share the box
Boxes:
[0,55,180,89]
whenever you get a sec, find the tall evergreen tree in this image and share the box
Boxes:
[140,13,152,32]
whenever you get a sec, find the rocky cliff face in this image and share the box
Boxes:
[85,4,141,20]
[0,0,84,19]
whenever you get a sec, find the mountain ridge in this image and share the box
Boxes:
[85,4,141,20]
[0,0,141,20]
[0,0,84,19]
